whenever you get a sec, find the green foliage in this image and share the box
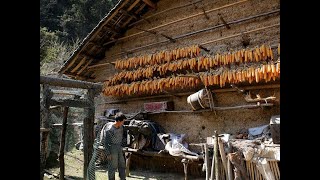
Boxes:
[41,0,118,41]
[40,0,119,74]
[40,27,58,63]
[40,30,81,75]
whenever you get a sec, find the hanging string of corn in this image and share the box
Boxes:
[114,45,201,70]
[108,43,278,86]
[103,61,280,97]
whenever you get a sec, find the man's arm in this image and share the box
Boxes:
[104,130,112,156]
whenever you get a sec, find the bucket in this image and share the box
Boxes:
[187,89,213,110]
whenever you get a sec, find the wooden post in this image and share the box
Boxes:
[214,131,219,180]
[204,143,210,180]
[228,151,249,180]
[125,152,132,177]
[59,107,69,180]
[210,141,215,180]
[83,88,95,180]
[40,84,52,180]
[227,158,234,180]
[181,158,190,180]
[218,137,228,179]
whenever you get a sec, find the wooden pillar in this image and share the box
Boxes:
[214,130,219,180]
[125,152,132,177]
[40,84,52,180]
[204,143,210,180]
[59,107,69,180]
[83,88,95,180]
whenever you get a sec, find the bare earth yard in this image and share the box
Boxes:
[44,149,204,180]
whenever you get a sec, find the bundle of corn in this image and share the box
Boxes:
[114,45,201,70]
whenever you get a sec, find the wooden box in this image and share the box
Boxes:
[144,101,174,112]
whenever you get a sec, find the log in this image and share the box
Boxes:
[49,99,90,108]
[227,158,234,180]
[214,131,219,180]
[51,89,83,96]
[77,59,93,75]
[125,152,132,177]
[59,107,69,180]
[40,84,52,180]
[218,137,228,179]
[83,89,95,180]
[40,75,102,90]
[204,143,210,180]
[255,158,276,180]
[210,140,215,180]
[228,151,249,180]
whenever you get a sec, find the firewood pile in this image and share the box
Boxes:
[103,44,280,97]
[203,122,280,180]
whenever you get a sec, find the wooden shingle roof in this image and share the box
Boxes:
[58,0,158,81]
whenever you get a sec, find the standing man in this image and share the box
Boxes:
[104,112,127,180]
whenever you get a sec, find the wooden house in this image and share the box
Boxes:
[58,0,280,178]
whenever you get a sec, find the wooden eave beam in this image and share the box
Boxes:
[40,75,102,90]
[142,0,156,9]
[49,99,90,108]
[51,89,83,96]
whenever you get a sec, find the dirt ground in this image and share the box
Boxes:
[44,149,204,180]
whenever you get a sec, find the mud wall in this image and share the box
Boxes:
[93,0,280,174]
[93,0,280,81]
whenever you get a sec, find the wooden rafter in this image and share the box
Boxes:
[104,0,249,46]
[70,57,87,73]
[127,0,141,12]
[128,0,202,27]
[60,58,76,74]
[135,3,146,13]
[60,0,130,74]
[77,59,93,75]
[142,0,156,9]
[104,26,120,35]
[120,9,138,20]
[121,3,148,28]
